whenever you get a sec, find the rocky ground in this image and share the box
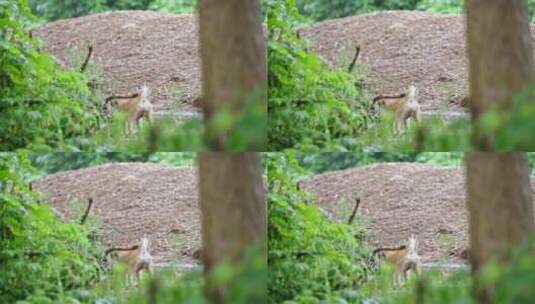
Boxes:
[32,162,200,270]
[300,162,535,264]
[34,11,201,117]
[300,11,535,117]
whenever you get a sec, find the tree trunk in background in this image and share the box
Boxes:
[198,152,266,303]
[198,0,267,150]
[465,153,534,303]
[465,0,534,149]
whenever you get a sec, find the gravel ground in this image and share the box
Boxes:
[300,162,535,263]
[33,162,200,268]
[34,11,201,114]
[300,11,535,115]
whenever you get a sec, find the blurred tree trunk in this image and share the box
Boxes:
[198,0,267,150]
[198,152,266,303]
[465,153,534,303]
[465,0,534,149]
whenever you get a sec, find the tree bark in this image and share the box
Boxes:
[198,0,267,150]
[465,152,534,303]
[198,152,266,303]
[465,0,534,149]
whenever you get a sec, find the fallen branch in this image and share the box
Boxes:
[80,45,93,73]
[347,46,361,73]
[80,198,93,225]
[347,197,361,225]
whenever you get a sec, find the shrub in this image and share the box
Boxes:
[267,0,373,151]
[0,0,102,150]
[267,152,371,303]
[0,152,100,303]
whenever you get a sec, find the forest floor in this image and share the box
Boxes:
[300,162,535,265]
[301,11,535,119]
[33,162,200,272]
[34,11,201,122]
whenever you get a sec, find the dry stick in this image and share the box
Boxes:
[80,198,93,225]
[80,45,93,73]
[347,197,361,225]
[347,46,361,73]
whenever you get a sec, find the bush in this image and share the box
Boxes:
[1,0,102,150]
[267,0,373,151]
[295,0,535,23]
[0,152,100,303]
[28,0,156,22]
[267,152,371,303]
[149,0,196,14]
[1,152,266,303]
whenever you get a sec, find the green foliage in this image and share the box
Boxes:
[29,0,197,22]
[30,152,196,176]
[2,152,265,303]
[92,113,206,151]
[297,152,466,175]
[361,267,473,304]
[94,95,266,151]
[28,0,156,22]
[0,152,100,303]
[267,152,371,303]
[356,110,472,151]
[149,0,196,14]
[473,89,535,150]
[91,245,266,304]
[359,87,535,151]
[267,0,373,151]
[29,0,105,22]
[30,152,151,174]
[148,152,196,166]
[362,238,535,304]
[296,152,417,174]
[417,0,464,14]
[415,152,463,166]
[529,153,535,175]
[1,0,102,150]
[295,0,535,23]
[295,0,368,22]
[296,0,424,22]
[103,0,154,10]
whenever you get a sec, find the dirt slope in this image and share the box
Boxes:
[34,11,201,114]
[32,162,200,268]
[300,11,535,115]
[300,162,535,263]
